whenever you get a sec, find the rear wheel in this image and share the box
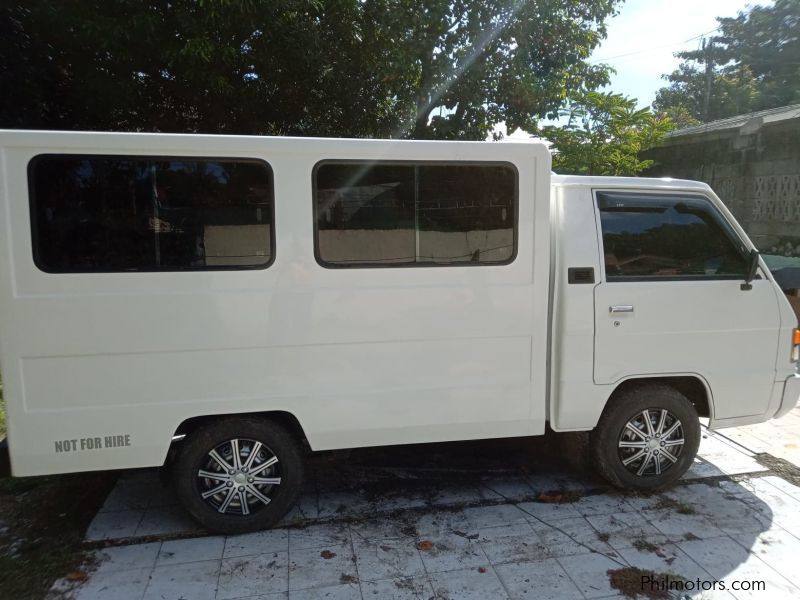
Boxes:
[590,384,700,491]
[173,417,304,534]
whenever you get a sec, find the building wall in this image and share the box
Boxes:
[643,118,800,256]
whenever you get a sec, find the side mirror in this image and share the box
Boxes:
[742,249,760,291]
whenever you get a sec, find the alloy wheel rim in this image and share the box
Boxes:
[617,408,684,477]
[197,438,281,515]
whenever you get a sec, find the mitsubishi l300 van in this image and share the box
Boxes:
[0,131,797,533]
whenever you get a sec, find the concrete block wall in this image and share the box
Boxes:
[643,118,800,255]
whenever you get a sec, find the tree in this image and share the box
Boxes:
[654,62,761,123]
[0,0,621,139]
[716,0,800,110]
[656,104,700,130]
[535,91,675,176]
[654,0,800,122]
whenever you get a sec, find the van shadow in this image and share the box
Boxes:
[94,431,791,592]
[305,431,786,592]
[309,430,596,501]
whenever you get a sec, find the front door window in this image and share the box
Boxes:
[596,192,749,281]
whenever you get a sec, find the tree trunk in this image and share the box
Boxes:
[412,92,434,138]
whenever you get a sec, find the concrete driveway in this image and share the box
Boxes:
[50,412,800,600]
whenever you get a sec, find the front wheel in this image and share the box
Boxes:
[590,384,701,491]
[173,417,304,534]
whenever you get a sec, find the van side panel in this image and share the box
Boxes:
[0,132,551,476]
[548,185,610,430]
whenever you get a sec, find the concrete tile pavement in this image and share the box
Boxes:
[718,409,800,468]
[60,477,800,599]
[52,406,800,599]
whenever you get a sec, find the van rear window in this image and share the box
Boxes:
[29,155,274,273]
[313,162,517,267]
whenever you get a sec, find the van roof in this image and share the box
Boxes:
[551,173,711,192]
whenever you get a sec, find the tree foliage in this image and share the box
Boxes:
[536,91,675,176]
[654,0,800,122]
[0,0,620,139]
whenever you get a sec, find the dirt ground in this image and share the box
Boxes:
[0,472,117,600]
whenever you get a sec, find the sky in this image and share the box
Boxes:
[499,0,758,139]
[593,0,756,108]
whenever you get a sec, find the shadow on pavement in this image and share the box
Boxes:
[69,429,800,599]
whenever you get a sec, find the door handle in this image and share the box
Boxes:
[609,305,634,313]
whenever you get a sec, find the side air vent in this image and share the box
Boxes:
[568,267,595,284]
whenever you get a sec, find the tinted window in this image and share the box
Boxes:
[315,162,516,267]
[30,155,273,272]
[597,192,748,280]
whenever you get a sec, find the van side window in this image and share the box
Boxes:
[596,192,749,281]
[314,162,516,267]
[29,155,274,273]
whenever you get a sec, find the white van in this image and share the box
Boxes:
[0,130,797,533]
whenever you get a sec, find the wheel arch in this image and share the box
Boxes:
[605,374,713,420]
[166,410,311,464]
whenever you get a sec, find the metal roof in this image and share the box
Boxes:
[666,103,800,139]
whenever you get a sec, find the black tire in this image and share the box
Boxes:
[173,417,304,534]
[590,384,700,491]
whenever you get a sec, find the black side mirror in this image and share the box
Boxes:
[742,249,760,291]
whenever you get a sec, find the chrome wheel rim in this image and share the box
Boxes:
[618,409,684,477]
[197,438,281,515]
